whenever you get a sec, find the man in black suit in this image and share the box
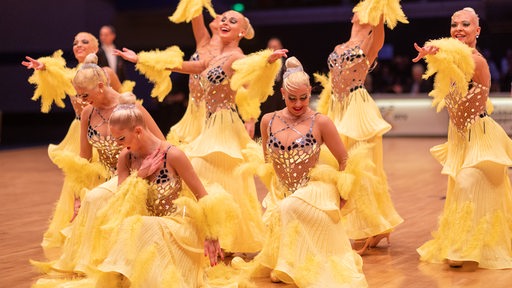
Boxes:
[97,25,127,82]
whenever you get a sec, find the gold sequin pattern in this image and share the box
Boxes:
[445,82,488,134]
[146,170,182,217]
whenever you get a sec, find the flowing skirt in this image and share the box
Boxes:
[253,181,368,287]
[417,117,512,269]
[326,89,403,239]
[184,108,266,253]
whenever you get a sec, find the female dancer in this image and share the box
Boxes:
[165,2,221,145]
[235,56,368,287]
[318,0,407,253]
[22,32,129,257]
[116,9,287,254]
[414,7,512,269]
[92,101,236,288]
[37,56,165,275]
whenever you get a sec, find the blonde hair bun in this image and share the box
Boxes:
[118,92,137,105]
[84,53,98,65]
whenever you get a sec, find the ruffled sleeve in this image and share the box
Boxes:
[27,50,76,113]
[135,46,184,101]
[352,0,409,29]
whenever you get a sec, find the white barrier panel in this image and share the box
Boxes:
[375,96,512,136]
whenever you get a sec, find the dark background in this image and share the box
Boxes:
[1,0,511,147]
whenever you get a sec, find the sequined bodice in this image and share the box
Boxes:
[87,109,123,175]
[328,45,370,102]
[141,146,182,217]
[445,81,489,134]
[188,52,203,105]
[266,112,320,195]
[200,55,236,116]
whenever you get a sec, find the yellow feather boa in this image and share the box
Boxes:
[353,0,409,29]
[135,46,184,101]
[120,80,136,93]
[313,72,332,115]
[173,184,241,241]
[50,150,110,199]
[421,37,475,112]
[231,49,282,120]
[169,0,216,23]
[28,50,76,113]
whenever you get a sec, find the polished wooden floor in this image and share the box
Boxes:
[1,137,512,287]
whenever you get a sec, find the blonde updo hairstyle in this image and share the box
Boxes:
[109,92,146,131]
[453,7,480,26]
[282,57,311,94]
[243,17,255,40]
[72,53,109,90]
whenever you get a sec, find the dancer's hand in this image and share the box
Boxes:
[113,48,139,63]
[137,148,164,178]
[244,118,256,139]
[412,43,439,62]
[22,56,45,70]
[204,238,224,266]
[268,49,288,64]
[70,197,81,222]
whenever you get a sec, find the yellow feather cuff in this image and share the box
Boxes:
[353,0,409,29]
[169,0,216,23]
[313,72,332,115]
[97,173,150,232]
[422,38,475,112]
[173,184,241,240]
[50,150,110,199]
[28,50,76,113]
[231,49,282,103]
[235,87,261,121]
[135,46,184,101]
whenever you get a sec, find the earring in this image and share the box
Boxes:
[476,35,479,38]
[238,32,243,38]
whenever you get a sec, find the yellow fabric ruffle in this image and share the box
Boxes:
[330,88,391,141]
[135,46,184,101]
[168,0,216,23]
[28,50,76,112]
[353,0,409,29]
[421,37,475,112]
[313,72,332,115]
[431,118,512,178]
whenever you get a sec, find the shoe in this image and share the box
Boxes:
[354,237,372,255]
[270,270,282,283]
[369,233,390,248]
[447,260,464,268]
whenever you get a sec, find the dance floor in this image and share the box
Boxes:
[1,137,511,287]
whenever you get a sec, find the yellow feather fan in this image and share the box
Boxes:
[28,50,76,113]
[120,80,136,93]
[313,72,332,115]
[231,49,282,104]
[135,46,184,102]
[353,0,409,29]
[235,87,261,121]
[169,0,216,23]
[421,37,475,112]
